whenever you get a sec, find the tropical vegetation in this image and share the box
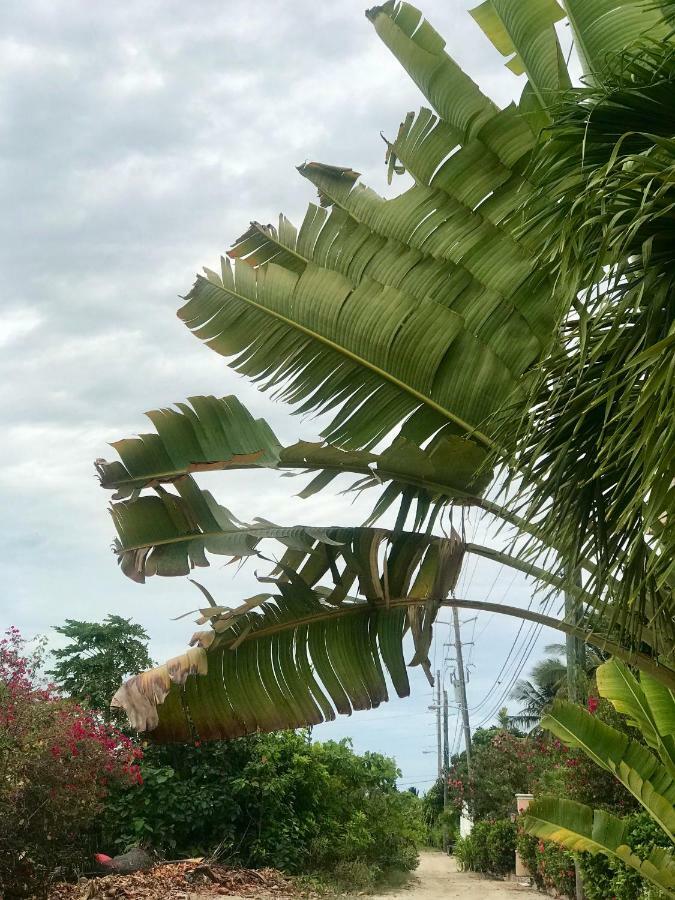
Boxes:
[454,818,516,877]
[48,616,154,721]
[0,621,425,897]
[509,643,606,730]
[0,627,142,897]
[104,732,424,887]
[522,659,675,896]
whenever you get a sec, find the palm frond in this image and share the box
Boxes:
[95,394,492,537]
[497,41,675,654]
[112,586,413,743]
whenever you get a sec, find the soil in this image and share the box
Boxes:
[372,851,533,900]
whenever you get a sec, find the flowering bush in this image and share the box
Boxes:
[0,627,142,897]
[445,727,566,820]
[516,831,576,897]
[559,697,639,815]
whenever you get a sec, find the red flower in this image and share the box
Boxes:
[587,696,599,714]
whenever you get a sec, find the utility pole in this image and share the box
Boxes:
[452,607,472,775]
[443,689,449,773]
[442,688,449,852]
[565,572,585,900]
[435,669,442,780]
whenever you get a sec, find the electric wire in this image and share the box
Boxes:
[474,592,559,728]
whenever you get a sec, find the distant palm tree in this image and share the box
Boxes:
[509,645,607,730]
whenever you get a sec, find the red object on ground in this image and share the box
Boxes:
[94,853,113,865]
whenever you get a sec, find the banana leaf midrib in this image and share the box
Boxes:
[523,807,674,893]
[185,273,497,451]
[105,445,488,502]
[245,221,308,266]
[543,706,675,843]
[296,163,540,311]
[204,596,675,690]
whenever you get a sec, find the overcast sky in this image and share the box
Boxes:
[1,0,564,789]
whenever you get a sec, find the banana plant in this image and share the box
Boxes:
[523,659,675,896]
[100,0,675,739]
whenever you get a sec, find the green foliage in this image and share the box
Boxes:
[578,814,673,900]
[48,616,153,719]
[112,527,463,741]
[447,727,560,821]
[103,732,424,879]
[454,819,516,876]
[509,647,567,730]
[96,0,675,747]
[516,832,576,897]
[502,39,675,652]
[523,659,675,896]
[421,778,458,848]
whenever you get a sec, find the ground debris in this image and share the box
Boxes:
[48,861,311,900]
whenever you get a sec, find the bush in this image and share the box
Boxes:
[0,627,141,898]
[454,819,516,876]
[330,859,379,892]
[104,733,424,878]
[446,728,566,821]
[421,779,459,848]
[517,832,576,897]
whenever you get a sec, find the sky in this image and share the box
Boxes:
[1,0,566,791]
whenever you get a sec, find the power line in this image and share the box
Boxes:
[468,617,533,714]
[474,593,558,728]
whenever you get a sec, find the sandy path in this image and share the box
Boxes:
[373,850,530,900]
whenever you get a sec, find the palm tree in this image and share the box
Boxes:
[509,644,609,730]
[509,653,566,731]
[97,0,675,741]
[500,36,675,654]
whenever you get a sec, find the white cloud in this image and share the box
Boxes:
[0,307,42,347]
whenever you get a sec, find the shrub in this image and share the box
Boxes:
[446,728,565,821]
[104,733,424,877]
[0,627,140,898]
[517,832,576,897]
[454,819,516,876]
[331,859,379,892]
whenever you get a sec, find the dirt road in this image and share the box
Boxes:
[373,851,531,900]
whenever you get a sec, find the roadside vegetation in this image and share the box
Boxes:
[0,621,423,898]
[429,649,674,898]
